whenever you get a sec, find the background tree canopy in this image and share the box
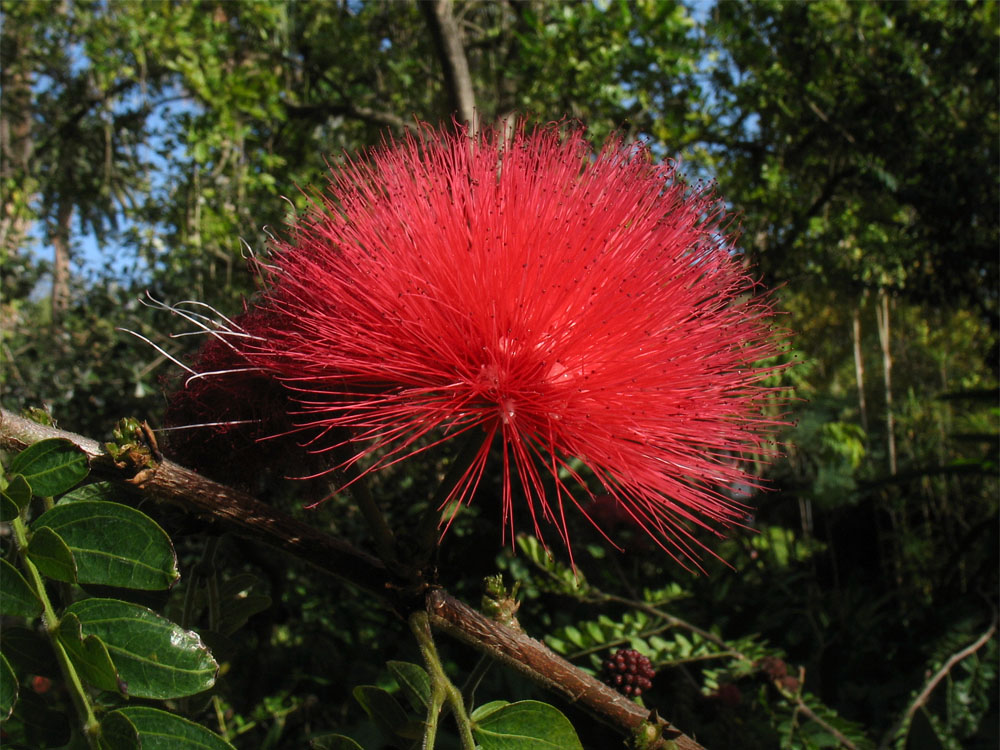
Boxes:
[1,2,996,749]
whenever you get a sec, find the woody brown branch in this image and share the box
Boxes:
[0,408,390,600]
[0,407,704,750]
[428,589,704,750]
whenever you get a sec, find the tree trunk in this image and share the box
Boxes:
[421,0,478,135]
[0,14,35,256]
[875,288,896,475]
[51,200,74,325]
[851,299,869,435]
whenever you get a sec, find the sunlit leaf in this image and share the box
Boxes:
[59,481,119,504]
[102,706,235,750]
[64,599,217,699]
[9,439,88,497]
[33,501,179,590]
[472,700,583,750]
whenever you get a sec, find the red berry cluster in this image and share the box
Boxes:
[601,648,656,697]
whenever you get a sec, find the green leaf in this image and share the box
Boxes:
[0,653,18,721]
[309,734,366,750]
[64,599,217,699]
[584,620,605,645]
[32,501,179,590]
[98,710,141,750]
[471,700,510,720]
[9,439,88,497]
[1,475,32,521]
[56,612,122,694]
[352,685,413,738]
[544,636,568,654]
[386,660,431,713]
[0,559,41,618]
[26,526,77,583]
[102,706,236,750]
[563,625,586,648]
[59,481,119,503]
[472,700,584,750]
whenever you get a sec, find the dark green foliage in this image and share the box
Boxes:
[0,439,233,748]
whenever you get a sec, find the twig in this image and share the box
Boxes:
[595,593,733,653]
[284,100,420,133]
[788,692,858,750]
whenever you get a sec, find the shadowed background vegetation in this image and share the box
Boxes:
[1,1,996,748]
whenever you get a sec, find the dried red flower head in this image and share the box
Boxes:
[223,123,785,566]
[162,310,300,486]
[756,656,788,680]
[601,648,656,697]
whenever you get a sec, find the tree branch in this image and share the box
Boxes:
[0,407,703,749]
[284,101,419,134]
[878,615,998,750]
[428,589,703,750]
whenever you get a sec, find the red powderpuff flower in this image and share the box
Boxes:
[229,123,786,567]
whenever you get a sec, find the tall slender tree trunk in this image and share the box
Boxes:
[875,287,905,601]
[0,15,35,256]
[51,200,74,325]
[851,299,869,435]
[875,287,896,475]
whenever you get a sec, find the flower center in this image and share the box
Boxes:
[499,397,516,425]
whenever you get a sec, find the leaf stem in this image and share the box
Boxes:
[410,611,477,750]
[460,653,492,709]
[10,515,101,747]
